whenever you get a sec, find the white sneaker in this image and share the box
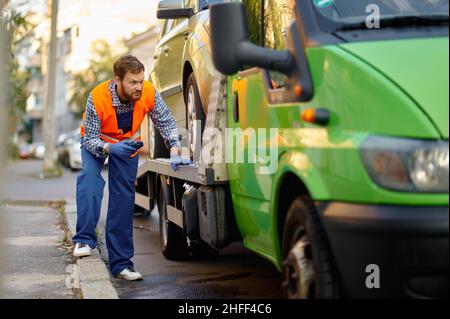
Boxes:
[73,242,91,257]
[116,268,143,281]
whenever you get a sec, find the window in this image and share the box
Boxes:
[264,0,295,51]
[243,0,295,89]
[159,20,169,38]
[264,0,296,89]
[171,18,182,30]
[244,0,263,46]
[313,0,448,25]
[160,19,182,39]
[198,0,224,11]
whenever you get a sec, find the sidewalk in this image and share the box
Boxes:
[2,160,118,299]
[1,204,75,299]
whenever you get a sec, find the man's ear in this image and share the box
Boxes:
[113,76,121,85]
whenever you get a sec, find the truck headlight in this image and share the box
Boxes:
[361,136,449,193]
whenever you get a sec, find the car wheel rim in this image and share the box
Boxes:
[148,118,155,158]
[187,85,197,159]
[283,235,315,299]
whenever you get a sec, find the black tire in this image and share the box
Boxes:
[148,113,170,159]
[190,241,219,260]
[184,73,206,161]
[281,196,340,299]
[69,155,78,172]
[133,204,152,216]
[158,178,189,260]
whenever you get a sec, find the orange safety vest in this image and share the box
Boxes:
[80,80,155,146]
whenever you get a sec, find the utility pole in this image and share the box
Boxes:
[42,0,59,177]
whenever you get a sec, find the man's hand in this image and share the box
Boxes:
[107,141,136,158]
[170,154,193,171]
[125,140,144,150]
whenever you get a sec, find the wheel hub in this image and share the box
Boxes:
[283,236,315,299]
[187,85,198,158]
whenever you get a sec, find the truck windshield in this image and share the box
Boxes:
[199,0,225,10]
[311,0,449,29]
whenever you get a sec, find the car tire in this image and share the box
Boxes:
[185,73,206,161]
[148,113,170,159]
[158,176,189,260]
[68,154,76,172]
[281,196,341,299]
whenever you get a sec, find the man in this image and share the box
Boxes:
[72,55,191,281]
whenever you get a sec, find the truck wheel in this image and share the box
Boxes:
[158,181,189,260]
[185,73,206,161]
[148,113,169,159]
[281,196,340,299]
[190,241,219,259]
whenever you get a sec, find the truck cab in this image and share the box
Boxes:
[209,0,448,298]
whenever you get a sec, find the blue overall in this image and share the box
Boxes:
[73,111,138,276]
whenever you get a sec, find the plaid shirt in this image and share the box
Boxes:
[82,80,180,158]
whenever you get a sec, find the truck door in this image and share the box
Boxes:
[227,0,296,253]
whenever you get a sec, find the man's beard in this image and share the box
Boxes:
[123,90,142,102]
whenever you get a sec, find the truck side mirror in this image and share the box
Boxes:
[157,0,194,19]
[210,3,295,76]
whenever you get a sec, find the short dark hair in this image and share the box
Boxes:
[113,55,145,80]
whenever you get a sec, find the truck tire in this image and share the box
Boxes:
[148,113,169,159]
[281,196,340,299]
[185,73,206,161]
[158,180,189,260]
[190,241,219,259]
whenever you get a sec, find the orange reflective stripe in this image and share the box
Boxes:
[100,130,141,144]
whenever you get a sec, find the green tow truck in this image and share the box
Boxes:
[135,0,448,298]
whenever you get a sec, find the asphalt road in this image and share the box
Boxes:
[113,209,283,299]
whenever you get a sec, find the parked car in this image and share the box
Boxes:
[57,130,78,167]
[67,133,83,171]
[29,142,45,159]
[18,143,31,159]
[151,0,225,161]
[58,129,108,171]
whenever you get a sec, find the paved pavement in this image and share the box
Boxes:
[1,204,76,299]
[3,159,115,299]
[4,159,110,260]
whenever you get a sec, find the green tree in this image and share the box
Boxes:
[69,40,123,118]
[2,1,35,157]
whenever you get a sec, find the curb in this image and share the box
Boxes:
[1,199,66,208]
[64,203,119,299]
